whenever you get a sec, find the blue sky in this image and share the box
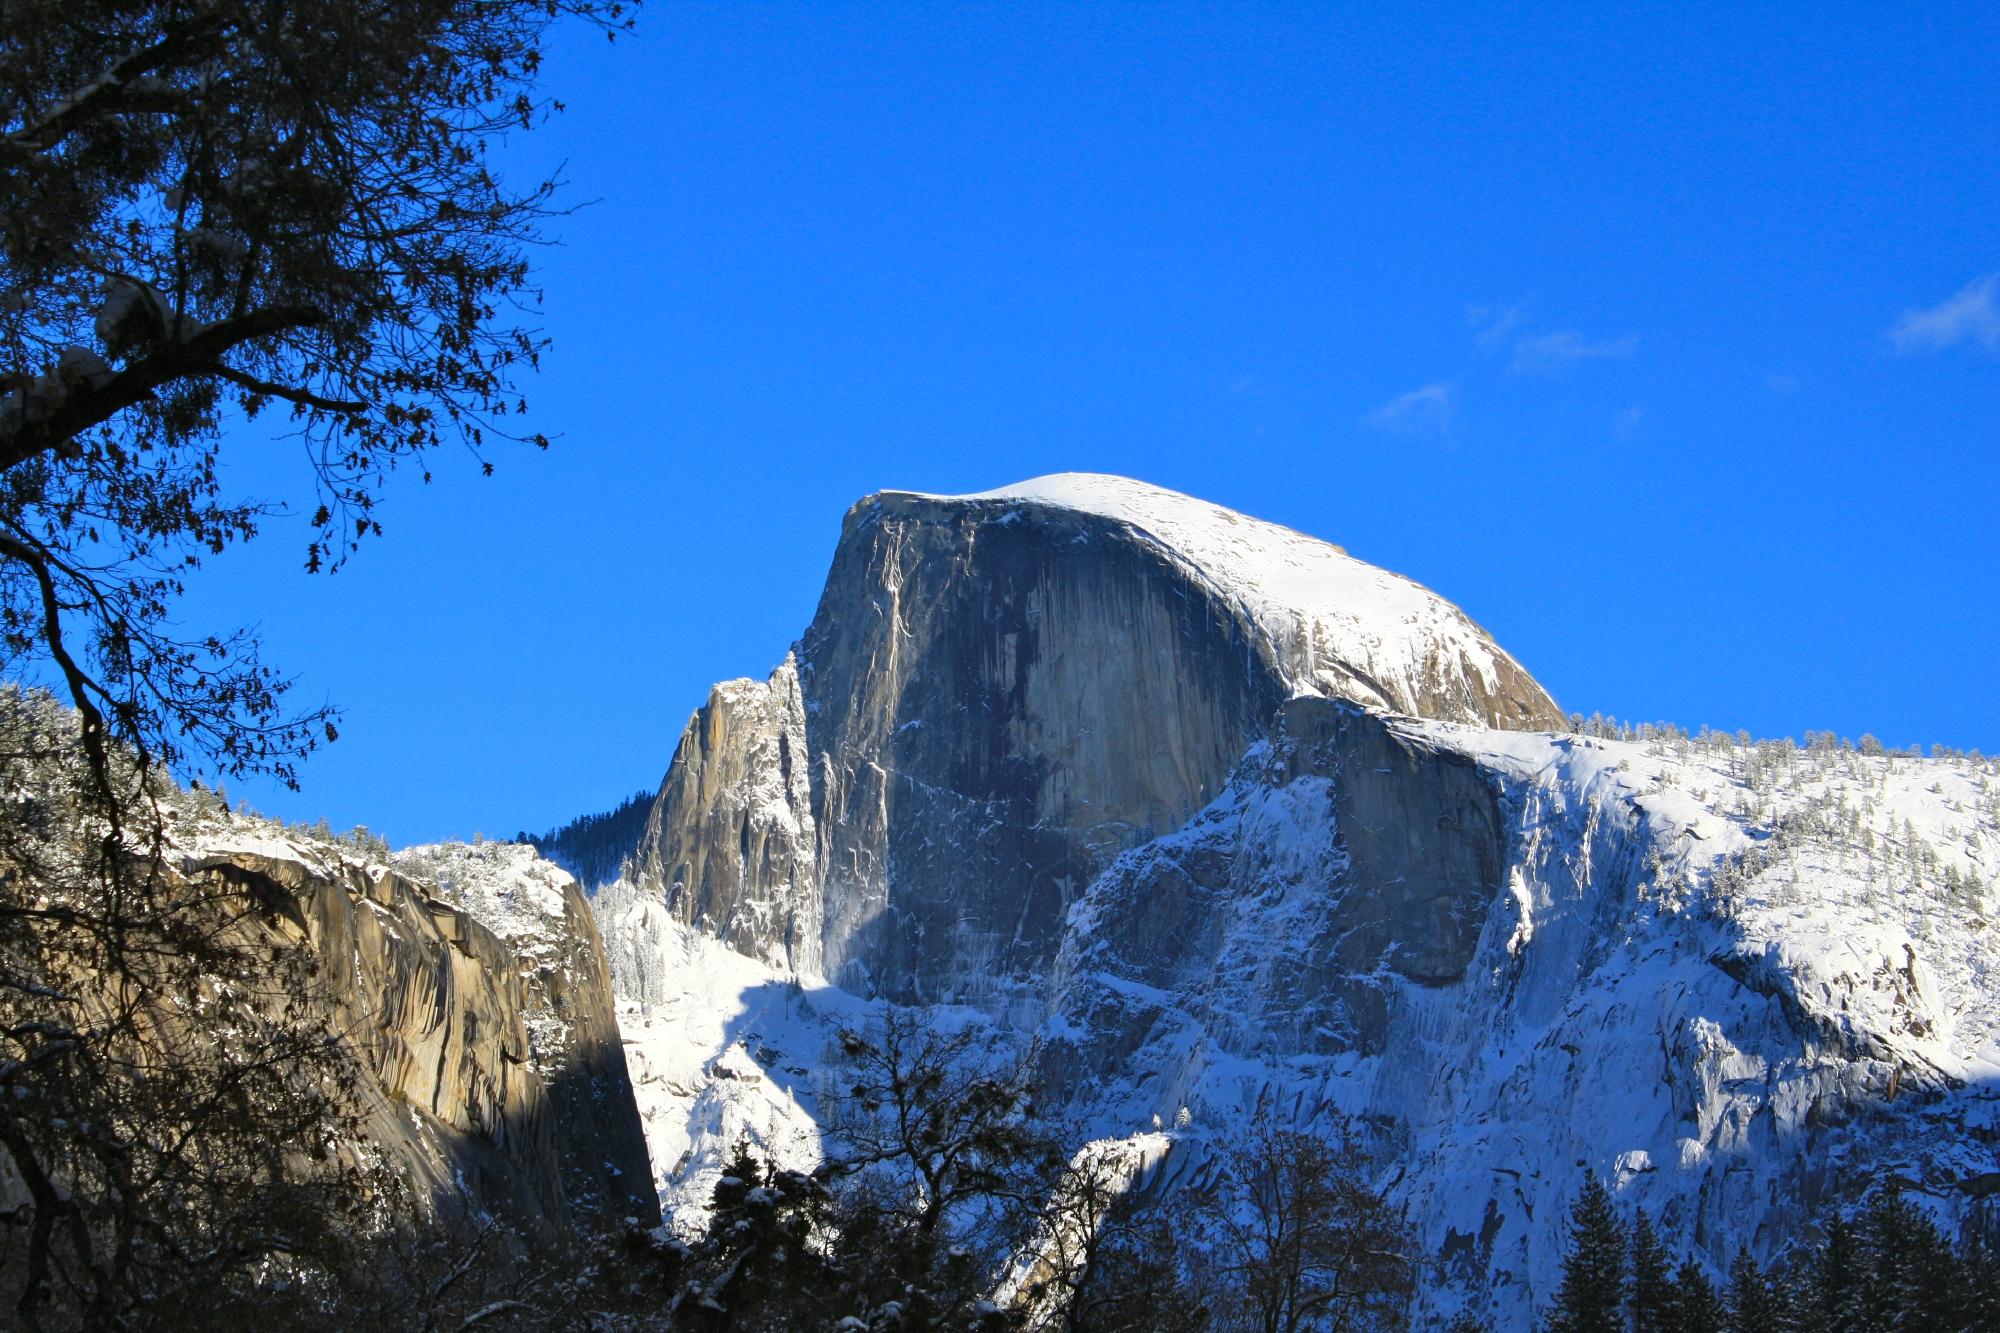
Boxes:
[184,3,1999,844]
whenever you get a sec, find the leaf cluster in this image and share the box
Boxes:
[0,0,632,793]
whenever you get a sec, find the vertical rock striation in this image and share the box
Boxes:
[628,475,1562,998]
[184,832,658,1239]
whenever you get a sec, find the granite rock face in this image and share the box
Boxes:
[184,834,658,1238]
[594,475,2000,1328]
[1034,721,2000,1326]
[629,656,819,972]
[629,476,1561,997]
[1044,697,1506,1090]
[1043,697,1510,1083]
[393,840,661,1229]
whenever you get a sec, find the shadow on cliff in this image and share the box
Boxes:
[404,1034,661,1248]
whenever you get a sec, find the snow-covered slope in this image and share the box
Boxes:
[592,880,842,1227]
[600,710,2000,1325]
[1044,709,2000,1325]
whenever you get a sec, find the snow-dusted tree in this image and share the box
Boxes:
[1,0,632,804]
[1201,1115,1412,1333]
[1627,1211,1674,1333]
[1857,1189,1967,1329]
[1548,1171,1624,1333]
[1806,1217,1865,1333]
[817,1010,1051,1328]
[651,1140,847,1330]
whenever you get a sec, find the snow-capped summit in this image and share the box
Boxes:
[873,473,1563,732]
[624,474,1562,997]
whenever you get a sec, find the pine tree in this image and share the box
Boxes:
[1859,1190,1964,1330]
[1629,1212,1675,1333]
[1723,1248,1775,1333]
[1668,1259,1725,1333]
[1551,1170,1626,1333]
[1808,1218,1866,1332]
[1961,1233,2000,1333]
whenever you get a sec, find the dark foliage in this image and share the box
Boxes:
[1200,1117,1413,1333]
[1,0,632,797]
[1664,1258,1723,1333]
[522,787,653,892]
[1,4,639,1323]
[1627,1212,1673,1333]
[1549,1171,1624,1333]
[0,690,386,1327]
[1545,1171,1996,1333]
[633,1012,1410,1333]
[636,1010,1050,1330]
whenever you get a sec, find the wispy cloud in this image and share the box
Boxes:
[1364,382,1455,438]
[1888,273,2000,354]
[1468,299,1533,348]
[1509,330,1640,375]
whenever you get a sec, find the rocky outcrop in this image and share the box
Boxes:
[1033,721,2000,1326]
[629,476,1561,998]
[1048,697,1507,1081]
[395,841,661,1228]
[630,655,819,971]
[184,833,657,1238]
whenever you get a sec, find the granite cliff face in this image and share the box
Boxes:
[631,656,819,972]
[184,828,657,1238]
[1046,695,1507,1082]
[1033,715,2000,1325]
[630,475,1561,997]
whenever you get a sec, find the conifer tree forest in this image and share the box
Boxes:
[1536,1170,2000,1333]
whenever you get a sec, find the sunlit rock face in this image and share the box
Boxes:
[391,841,660,1231]
[630,475,1561,998]
[185,836,658,1239]
[629,656,820,973]
[796,491,1289,998]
